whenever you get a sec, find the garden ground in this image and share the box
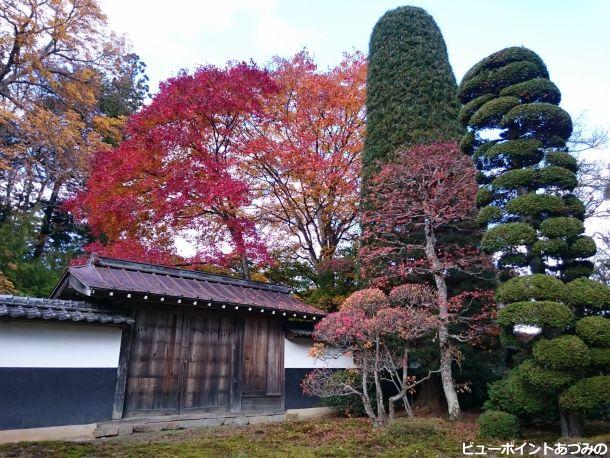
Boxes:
[0,415,608,458]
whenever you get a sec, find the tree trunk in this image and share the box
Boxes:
[424,218,461,420]
[414,374,446,415]
[560,411,584,437]
[33,180,61,258]
[360,354,377,424]
[373,338,388,426]
[388,348,411,421]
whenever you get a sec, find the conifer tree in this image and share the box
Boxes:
[459,47,610,437]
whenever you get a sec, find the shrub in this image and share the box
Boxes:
[562,261,595,282]
[532,239,569,257]
[477,188,494,207]
[576,316,610,347]
[537,166,577,190]
[481,223,537,253]
[532,336,590,369]
[506,193,565,217]
[492,168,535,190]
[469,96,520,128]
[477,205,503,226]
[485,139,543,168]
[383,418,441,443]
[559,376,610,416]
[539,217,583,238]
[484,369,551,418]
[518,360,575,392]
[459,93,496,126]
[546,152,577,172]
[478,411,520,439]
[496,274,566,303]
[588,347,610,367]
[501,103,573,143]
[497,301,573,329]
[562,194,586,219]
[569,236,597,258]
[499,78,561,104]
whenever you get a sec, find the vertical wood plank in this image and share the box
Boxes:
[231,316,244,412]
[111,322,133,420]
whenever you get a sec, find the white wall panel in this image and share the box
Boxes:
[0,321,122,368]
[284,338,354,369]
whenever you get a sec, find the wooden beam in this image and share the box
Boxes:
[112,321,133,420]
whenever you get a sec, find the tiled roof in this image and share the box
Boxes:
[0,295,134,325]
[52,256,325,318]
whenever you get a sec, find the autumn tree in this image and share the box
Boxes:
[360,142,495,420]
[0,0,146,294]
[72,63,277,278]
[302,287,438,426]
[459,47,610,436]
[247,51,365,271]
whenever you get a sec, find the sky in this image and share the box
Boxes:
[100,0,610,146]
[99,0,610,247]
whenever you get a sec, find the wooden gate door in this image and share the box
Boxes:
[241,317,284,410]
[180,312,235,412]
[124,307,184,415]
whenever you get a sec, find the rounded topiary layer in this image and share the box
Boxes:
[496,274,566,303]
[559,375,610,416]
[532,336,590,369]
[499,78,561,104]
[470,96,520,128]
[506,193,565,217]
[539,217,584,238]
[576,316,610,347]
[477,205,503,226]
[518,360,576,392]
[478,410,520,439]
[485,139,543,168]
[546,152,577,172]
[481,223,537,253]
[484,368,550,417]
[569,236,597,259]
[501,103,573,143]
[497,300,573,329]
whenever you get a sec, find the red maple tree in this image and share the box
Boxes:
[70,63,277,277]
[360,141,494,420]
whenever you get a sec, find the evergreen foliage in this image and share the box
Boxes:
[478,411,520,439]
[460,47,610,435]
[363,6,462,177]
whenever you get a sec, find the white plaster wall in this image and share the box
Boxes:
[0,321,122,368]
[284,338,354,369]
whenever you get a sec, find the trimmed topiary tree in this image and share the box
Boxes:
[478,410,520,439]
[363,6,462,179]
[460,47,610,437]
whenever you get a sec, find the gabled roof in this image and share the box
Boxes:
[51,255,324,319]
[0,295,133,325]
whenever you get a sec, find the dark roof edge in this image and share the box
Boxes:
[84,255,292,294]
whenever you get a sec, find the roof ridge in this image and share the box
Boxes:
[89,256,292,294]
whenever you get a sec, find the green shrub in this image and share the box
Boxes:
[320,370,372,417]
[562,194,586,219]
[501,103,573,143]
[497,301,573,329]
[459,93,496,126]
[481,223,537,253]
[539,217,584,238]
[562,261,595,282]
[498,253,529,268]
[576,316,610,347]
[496,274,566,303]
[460,130,476,154]
[588,347,610,367]
[569,236,597,258]
[476,188,494,207]
[559,375,610,416]
[484,370,550,418]
[478,411,520,439]
[477,205,503,226]
[492,168,535,190]
[518,360,575,392]
[532,239,569,257]
[532,336,590,369]
[546,152,577,172]
[537,166,577,190]
[469,96,520,128]
[383,418,442,443]
[499,78,561,104]
[506,193,565,217]
[485,139,543,168]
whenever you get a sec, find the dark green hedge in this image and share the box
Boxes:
[532,336,590,369]
[478,411,520,439]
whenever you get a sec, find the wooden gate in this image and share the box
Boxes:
[124,307,237,416]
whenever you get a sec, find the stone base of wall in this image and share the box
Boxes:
[94,411,286,438]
